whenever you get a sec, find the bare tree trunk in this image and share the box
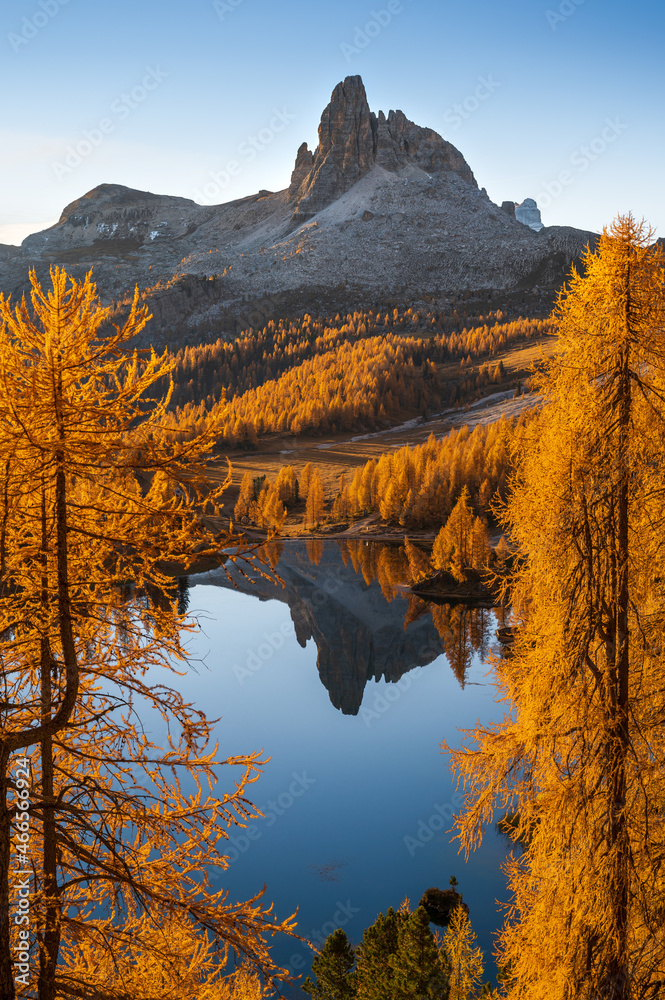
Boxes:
[602,319,631,1000]
[0,444,79,999]
[38,474,64,1000]
[39,479,61,1000]
[604,476,630,1000]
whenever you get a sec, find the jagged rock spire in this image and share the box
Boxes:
[289,75,476,222]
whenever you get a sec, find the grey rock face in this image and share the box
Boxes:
[194,543,446,716]
[288,75,476,222]
[21,183,212,255]
[0,78,598,342]
[289,142,315,196]
[501,200,516,218]
[374,108,475,182]
[515,198,543,232]
[288,77,375,222]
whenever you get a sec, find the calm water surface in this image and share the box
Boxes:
[177,540,510,993]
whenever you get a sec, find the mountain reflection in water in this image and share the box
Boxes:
[191,540,505,715]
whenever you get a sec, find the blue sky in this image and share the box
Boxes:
[0,0,662,245]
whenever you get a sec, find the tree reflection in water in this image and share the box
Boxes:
[334,540,501,687]
[201,539,506,710]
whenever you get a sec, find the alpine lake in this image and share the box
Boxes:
[170,539,512,996]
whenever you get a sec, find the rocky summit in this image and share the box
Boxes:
[0,76,596,347]
[288,75,476,224]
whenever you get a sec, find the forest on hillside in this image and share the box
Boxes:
[166,309,550,409]
[161,310,548,447]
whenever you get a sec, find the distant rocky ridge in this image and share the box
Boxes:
[0,76,597,348]
[514,198,544,232]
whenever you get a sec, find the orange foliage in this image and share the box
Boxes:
[167,310,550,412]
[344,415,530,528]
[162,314,550,447]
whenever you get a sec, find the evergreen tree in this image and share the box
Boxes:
[470,516,490,570]
[234,471,253,521]
[390,906,450,1000]
[354,907,407,1000]
[358,461,376,512]
[276,465,298,505]
[259,481,287,530]
[432,487,475,580]
[332,473,349,521]
[302,928,356,1000]
[300,462,314,500]
[379,478,403,523]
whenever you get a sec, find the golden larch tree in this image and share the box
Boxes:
[445,216,665,1000]
[432,487,475,581]
[234,470,253,521]
[305,470,325,529]
[276,465,298,506]
[442,904,485,1000]
[0,268,294,1000]
[299,462,313,501]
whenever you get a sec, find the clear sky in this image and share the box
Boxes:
[1,0,662,246]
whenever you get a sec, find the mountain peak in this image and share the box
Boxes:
[288,75,476,223]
